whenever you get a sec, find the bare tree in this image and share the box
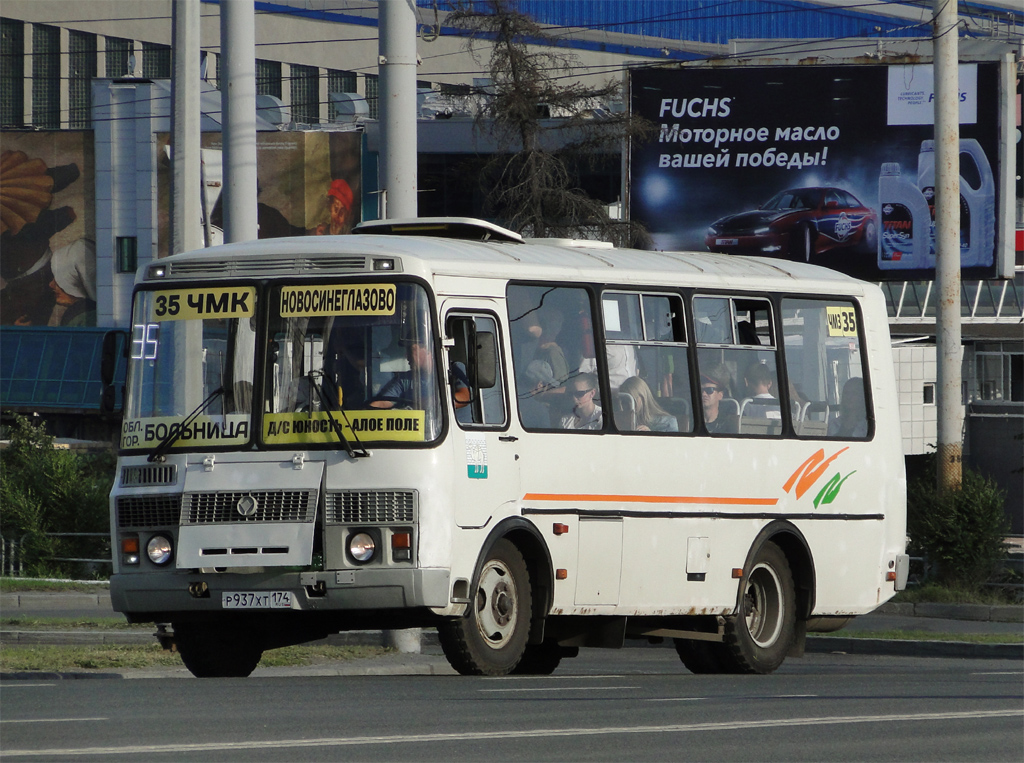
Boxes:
[447,0,652,247]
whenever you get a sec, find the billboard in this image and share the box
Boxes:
[156,130,362,258]
[629,63,1008,281]
[1,132,96,326]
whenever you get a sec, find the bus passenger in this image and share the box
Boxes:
[701,367,738,434]
[618,376,677,432]
[535,309,569,386]
[743,360,781,419]
[370,340,436,410]
[829,377,868,438]
[560,373,602,430]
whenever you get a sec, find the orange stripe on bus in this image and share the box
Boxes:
[522,493,779,506]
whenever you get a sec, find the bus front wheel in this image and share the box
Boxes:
[438,539,532,676]
[721,542,796,674]
[173,622,263,678]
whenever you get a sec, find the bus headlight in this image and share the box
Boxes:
[146,535,173,565]
[347,532,377,564]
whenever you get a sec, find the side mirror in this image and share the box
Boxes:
[474,331,497,389]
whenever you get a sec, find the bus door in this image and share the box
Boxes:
[442,304,520,529]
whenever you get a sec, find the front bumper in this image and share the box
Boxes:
[111,567,450,617]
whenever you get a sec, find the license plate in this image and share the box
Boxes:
[222,591,293,609]
[716,238,739,246]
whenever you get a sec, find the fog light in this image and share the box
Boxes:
[147,535,173,565]
[121,536,140,565]
[348,532,376,563]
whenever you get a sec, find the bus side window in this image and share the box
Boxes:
[602,291,691,434]
[781,298,870,439]
[694,296,782,437]
[446,314,507,428]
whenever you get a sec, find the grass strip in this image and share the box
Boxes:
[817,630,1022,644]
[2,616,142,630]
[0,643,389,672]
[1,578,109,593]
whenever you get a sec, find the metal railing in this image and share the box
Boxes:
[1,532,111,577]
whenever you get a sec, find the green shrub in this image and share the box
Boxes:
[0,414,115,578]
[907,454,1010,590]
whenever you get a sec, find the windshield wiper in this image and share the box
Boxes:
[148,386,225,462]
[307,371,370,459]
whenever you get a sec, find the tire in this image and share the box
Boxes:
[512,641,567,675]
[862,220,878,254]
[438,539,532,676]
[173,622,263,678]
[792,224,813,262]
[720,541,796,674]
[673,638,732,674]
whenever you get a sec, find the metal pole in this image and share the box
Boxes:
[379,1,421,653]
[379,0,418,219]
[171,0,203,255]
[220,0,259,242]
[933,0,963,490]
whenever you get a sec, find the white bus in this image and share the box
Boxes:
[105,218,909,678]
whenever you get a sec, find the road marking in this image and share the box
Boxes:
[972,671,1023,676]
[647,697,705,702]
[1,718,107,724]
[3,709,1020,757]
[0,684,55,689]
[479,685,639,693]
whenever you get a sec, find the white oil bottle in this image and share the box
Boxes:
[878,162,932,269]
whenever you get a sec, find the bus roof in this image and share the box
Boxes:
[151,228,869,295]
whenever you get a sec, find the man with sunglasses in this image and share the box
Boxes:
[701,366,738,434]
[560,373,603,430]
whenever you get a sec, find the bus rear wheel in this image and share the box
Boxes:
[438,539,532,676]
[173,622,263,678]
[721,542,796,674]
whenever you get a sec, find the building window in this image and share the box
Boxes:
[364,73,379,119]
[106,36,131,77]
[256,59,281,98]
[1,18,25,127]
[117,237,138,273]
[142,41,171,79]
[69,30,97,129]
[32,23,60,128]
[290,63,319,124]
[327,68,356,121]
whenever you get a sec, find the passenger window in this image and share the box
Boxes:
[603,291,691,434]
[507,284,597,431]
[695,295,781,436]
[781,299,870,439]
[446,314,506,428]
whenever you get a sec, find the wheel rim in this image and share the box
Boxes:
[742,561,784,648]
[475,559,518,649]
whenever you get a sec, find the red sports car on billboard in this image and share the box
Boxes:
[704,187,877,262]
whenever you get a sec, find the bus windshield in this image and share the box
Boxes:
[122,285,258,452]
[262,280,442,446]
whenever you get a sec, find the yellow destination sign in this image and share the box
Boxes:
[149,287,256,321]
[826,306,858,337]
[263,410,426,444]
[280,284,397,317]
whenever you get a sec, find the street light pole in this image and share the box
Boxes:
[933,0,963,491]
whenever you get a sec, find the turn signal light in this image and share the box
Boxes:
[553,523,569,535]
[886,571,897,582]
[391,532,412,562]
[732,568,744,579]
[121,536,140,565]
[555,569,568,580]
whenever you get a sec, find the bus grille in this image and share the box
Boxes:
[116,495,182,528]
[120,464,177,487]
[326,491,416,524]
[182,491,316,524]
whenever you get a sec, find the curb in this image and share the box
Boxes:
[806,635,1024,660]
[873,601,1023,623]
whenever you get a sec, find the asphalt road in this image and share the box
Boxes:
[2,649,1021,762]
